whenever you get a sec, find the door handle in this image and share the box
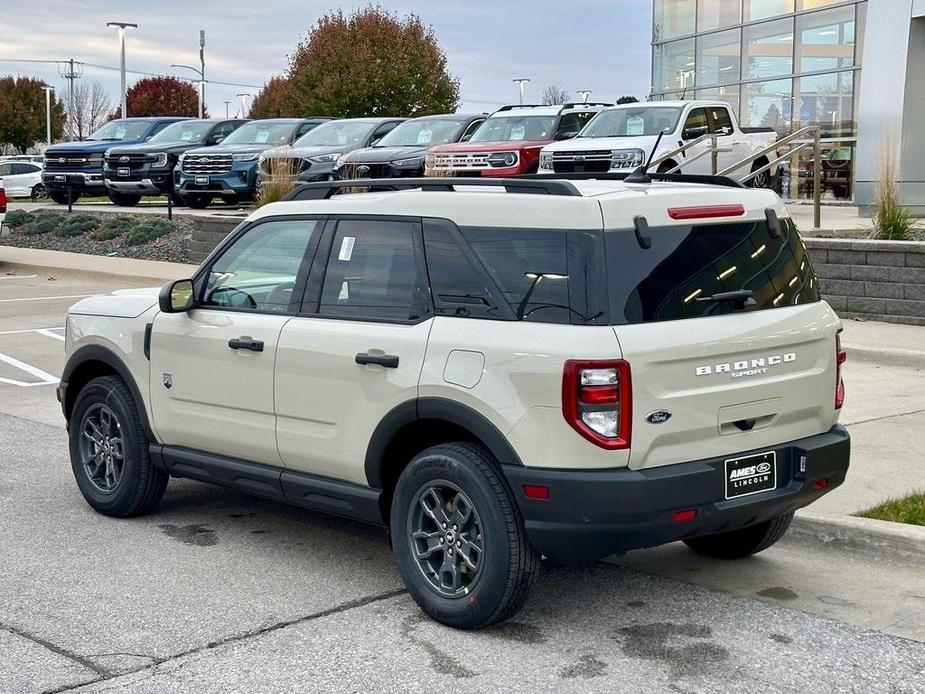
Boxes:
[355,352,399,368]
[228,336,264,352]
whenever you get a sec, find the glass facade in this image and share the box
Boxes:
[652,0,866,199]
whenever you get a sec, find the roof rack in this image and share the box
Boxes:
[282,177,583,201]
[494,104,549,112]
[560,102,613,110]
[515,172,746,189]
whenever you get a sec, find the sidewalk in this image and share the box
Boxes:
[0,245,197,282]
[786,202,924,236]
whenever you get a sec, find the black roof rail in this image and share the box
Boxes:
[281,177,583,201]
[515,172,746,189]
[560,102,614,111]
[494,104,548,112]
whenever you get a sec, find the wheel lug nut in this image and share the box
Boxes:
[442,522,447,528]
[453,524,457,531]
[457,540,461,547]
[439,538,444,544]
[448,549,454,556]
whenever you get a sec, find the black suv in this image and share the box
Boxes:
[103,119,248,206]
[335,113,485,180]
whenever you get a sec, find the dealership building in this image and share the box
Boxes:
[651,0,925,214]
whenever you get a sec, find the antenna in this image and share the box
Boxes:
[625,129,666,184]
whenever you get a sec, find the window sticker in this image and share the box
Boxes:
[254,129,270,144]
[416,128,433,145]
[626,116,645,136]
[510,124,526,140]
[338,236,356,261]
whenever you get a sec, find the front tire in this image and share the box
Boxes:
[390,443,539,630]
[184,194,212,209]
[49,190,81,205]
[31,183,48,201]
[683,512,793,559]
[107,190,142,207]
[68,375,168,518]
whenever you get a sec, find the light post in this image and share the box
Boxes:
[512,78,530,105]
[236,93,250,117]
[576,90,591,103]
[199,30,206,116]
[224,100,230,118]
[106,21,137,117]
[41,85,54,148]
[171,64,204,118]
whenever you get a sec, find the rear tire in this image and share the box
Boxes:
[656,160,676,174]
[390,442,540,630]
[30,183,48,201]
[748,160,772,189]
[107,190,142,207]
[683,512,793,559]
[49,191,80,205]
[68,375,168,518]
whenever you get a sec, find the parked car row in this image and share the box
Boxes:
[37,98,780,209]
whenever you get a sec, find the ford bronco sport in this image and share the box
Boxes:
[59,172,849,630]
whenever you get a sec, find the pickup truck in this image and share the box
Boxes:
[425,103,609,177]
[42,118,191,204]
[103,119,248,206]
[538,101,779,188]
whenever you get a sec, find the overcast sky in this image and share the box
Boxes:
[0,0,652,123]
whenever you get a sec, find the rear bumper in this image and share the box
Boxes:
[503,425,850,563]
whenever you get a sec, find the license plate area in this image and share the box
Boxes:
[54,174,65,182]
[724,451,776,499]
[195,176,209,185]
[117,167,130,177]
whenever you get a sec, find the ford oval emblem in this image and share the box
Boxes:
[119,155,130,163]
[645,410,672,425]
[756,461,772,473]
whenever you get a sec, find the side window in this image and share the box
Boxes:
[150,121,174,136]
[709,107,734,135]
[423,221,509,320]
[212,122,238,141]
[295,122,317,139]
[556,111,596,139]
[0,163,12,177]
[319,219,430,321]
[682,109,709,139]
[461,228,572,324]
[370,121,399,144]
[13,163,39,175]
[460,119,484,142]
[203,219,319,312]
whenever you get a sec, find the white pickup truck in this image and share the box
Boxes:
[538,100,779,188]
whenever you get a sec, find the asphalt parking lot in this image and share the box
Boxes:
[1,269,924,694]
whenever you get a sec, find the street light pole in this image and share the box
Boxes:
[224,101,230,118]
[171,64,204,118]
[512,78,530,105]
[576,90,592,103]
[237,93,250,117]
[41,85,54,148]
[199,30,206,118]
[106,21,137,117]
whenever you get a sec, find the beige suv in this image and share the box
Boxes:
[59,175,850,629]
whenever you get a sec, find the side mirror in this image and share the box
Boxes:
[159,279,194,313]
[210,136,225,145]
[369,137,381,147]
[558,131,579,140]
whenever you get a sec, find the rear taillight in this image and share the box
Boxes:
[835,329,847,410]
[562,360,632,449]
[0,187,7,214]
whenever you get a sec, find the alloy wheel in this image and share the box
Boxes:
[407,481,484,598]
[77,403,125,494]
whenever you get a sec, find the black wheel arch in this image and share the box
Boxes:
[61,344,155,442]
[365,398,524,518]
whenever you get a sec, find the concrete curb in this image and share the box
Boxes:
[791,511,925,562]
[0,245,198,282]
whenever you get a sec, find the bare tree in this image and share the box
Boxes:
[541,85,571,106]
[70,81,112,140]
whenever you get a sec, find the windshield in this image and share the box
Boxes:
[469,115,557,142]
[221,122,296,146]
[149,121,213,143]
[88,120,153,142]
[376,118,466,147]
[294,121,374,147]
[580,107,683,138]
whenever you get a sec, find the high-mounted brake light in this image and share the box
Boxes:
[562,360,632,450]
[835,329,847,409]
[667,204,745,220]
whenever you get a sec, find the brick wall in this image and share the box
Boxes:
[806,238,925,326]
[188,216,242,264]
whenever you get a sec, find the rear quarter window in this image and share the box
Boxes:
[606,218,820,324]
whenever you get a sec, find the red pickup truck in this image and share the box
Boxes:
[425,103,610,177]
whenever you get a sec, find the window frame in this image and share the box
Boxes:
[707,105,735,134]
[191,214,327,317]
[298,214,434,326]
[682,107,710,139]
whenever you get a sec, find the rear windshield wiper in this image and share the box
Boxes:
[696,290,756,309]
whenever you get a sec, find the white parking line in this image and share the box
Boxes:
[36,329,66,342]
[0,274,38,280]
[0,351,58,387]
[0,294,91,303]
[0,327,65,335]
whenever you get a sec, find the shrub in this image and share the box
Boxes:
[4,210,35,227]
[23,218,58,235]
[124,220,174,246]
[870,135,915,241]
[255,157,298,207]
[89,226,125,241]
[54,215,100,237]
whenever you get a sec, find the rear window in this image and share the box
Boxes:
[605,219,820,324]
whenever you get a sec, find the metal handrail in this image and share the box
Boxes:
[649,133,718,173]
[717,125,819,177]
